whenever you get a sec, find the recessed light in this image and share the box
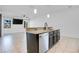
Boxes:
[46,14,50,18]
[34,9,37,14]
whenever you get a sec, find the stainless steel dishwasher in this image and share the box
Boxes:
[39,33,49,53]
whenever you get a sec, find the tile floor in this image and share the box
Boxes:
[0,32,27,53]
[0,32,79,53]
[48,36,79,53]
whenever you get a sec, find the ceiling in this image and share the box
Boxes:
[0,5,79,18]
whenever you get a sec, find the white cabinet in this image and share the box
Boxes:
[39,33,49,53]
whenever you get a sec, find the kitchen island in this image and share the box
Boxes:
[26,27,60,53]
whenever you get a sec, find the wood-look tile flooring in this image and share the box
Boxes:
[48,36,79,53]
[0,32,27,53]
[0,32,79,53]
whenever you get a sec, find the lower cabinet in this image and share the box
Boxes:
[26,29,60,53]
[27,32,49,53]
[49,29,60,49]
[27,33,39,53]
[49,31,54,49]
[56,30,60,42]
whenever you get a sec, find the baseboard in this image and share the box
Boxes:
[61,35,79,39]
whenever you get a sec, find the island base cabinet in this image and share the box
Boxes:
[49,31,54,49]
[49,30,60,49]
[26,30,60,53]
[27,33,39,53]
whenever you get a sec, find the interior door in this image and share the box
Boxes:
[24,21,28,28]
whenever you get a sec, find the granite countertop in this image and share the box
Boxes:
[26,29,57,34]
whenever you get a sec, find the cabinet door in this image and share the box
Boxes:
[49,30,60,49]
[49,31,54,49]
[27,33,39,53]
[56,30,60,42]
[54,30,60,44]
[39,33,49,53]
[53,30,57,44]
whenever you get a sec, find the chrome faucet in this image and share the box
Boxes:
[44,22,48,30]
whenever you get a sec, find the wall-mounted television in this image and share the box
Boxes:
[13,19,23,24]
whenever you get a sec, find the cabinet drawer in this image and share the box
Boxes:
[49,32,53,35]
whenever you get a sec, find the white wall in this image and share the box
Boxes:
[54,8,79,38]
[1,5,79,38]
[1,12,26,35]
[1,6,31,35]
[30,8,79,38]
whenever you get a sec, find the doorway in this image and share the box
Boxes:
[24,21,28,28]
